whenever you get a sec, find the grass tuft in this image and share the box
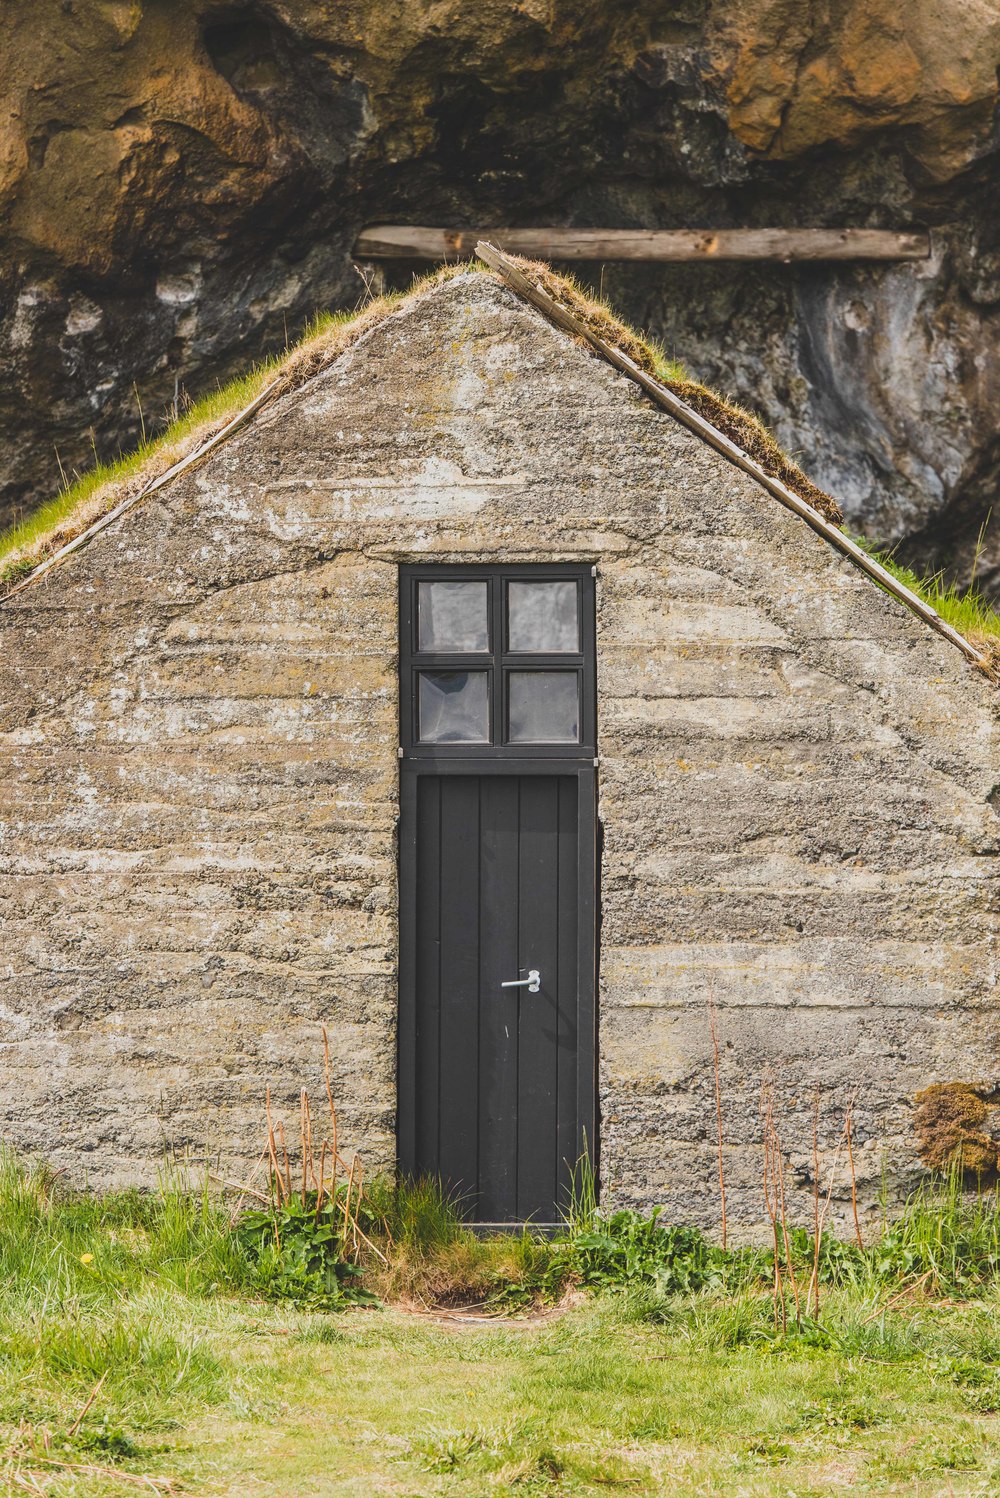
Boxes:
[362,1175,561,1309]
[850,533,1000,643]
[0,360,286,580]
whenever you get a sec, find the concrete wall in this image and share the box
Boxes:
[1,273,997,1232]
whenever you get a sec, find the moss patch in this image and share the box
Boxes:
[665,378,842,524]
[973,635,1000,677]
[913,1084,1000,1176]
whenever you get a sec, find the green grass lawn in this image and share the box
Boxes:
[7,1280,1000,1494]
[6,1148,1000,1495]
[164,1296,1000,1496]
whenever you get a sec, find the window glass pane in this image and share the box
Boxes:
[417,580,488,651]
[507,581,578,653]
[508,671,579,743]
[418,671,489,743]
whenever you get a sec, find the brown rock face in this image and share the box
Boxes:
[712,0,1000,176]
[2,0,1000,590]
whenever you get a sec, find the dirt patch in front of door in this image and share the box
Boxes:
[394,1288,587,1328]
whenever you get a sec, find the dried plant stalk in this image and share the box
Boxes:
[276,1120,293,1202]
[315,1139,328,1217]
[845,1094,863,1247]
[810,1090,821,1318]
[300,1088,310,1206]
[226,1144,269,1227]
[760,1085,802,1330]
[760,1086,785,1332]
[264,1085,282,1207]
[773,1118,801,1327]
[66,1373,107,1438]
[222,1029,394,1271]
[322,1025,339,1200]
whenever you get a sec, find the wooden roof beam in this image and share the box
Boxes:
[355,225,930,263]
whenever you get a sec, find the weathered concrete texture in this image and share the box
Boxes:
[0,273,997,1233]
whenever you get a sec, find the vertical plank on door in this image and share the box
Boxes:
[406,768,593,1223]
[516,777,560,1221]
[478,776,520,1220]
[414,777,442,1173]
[556,777,580,1212]
[436,777,482,1205]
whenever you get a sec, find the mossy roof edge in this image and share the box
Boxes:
[1,257,997,686]
[0,262,478,598]
[0,259,839,597]
[482,246,999,684]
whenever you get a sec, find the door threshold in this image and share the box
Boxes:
[468,1221,564,1237]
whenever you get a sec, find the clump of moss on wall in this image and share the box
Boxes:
[914,1083,1000,1175]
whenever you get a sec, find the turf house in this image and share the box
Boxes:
[0,250,997,1235]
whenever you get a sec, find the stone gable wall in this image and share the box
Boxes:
[0,274,997,1232]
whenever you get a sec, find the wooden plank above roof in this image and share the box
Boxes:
[354,225,931,263]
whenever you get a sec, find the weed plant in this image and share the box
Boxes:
[237,1191,378,1309]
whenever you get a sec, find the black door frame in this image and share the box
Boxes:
[396,564,599,1214]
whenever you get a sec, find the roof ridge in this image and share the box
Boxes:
[2,249,997,688]
[475,240,995,685]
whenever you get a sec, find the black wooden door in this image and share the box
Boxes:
[398,565,597,1224]
[404,772,591,1221]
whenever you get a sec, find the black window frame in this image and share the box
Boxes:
[400,563,596,761]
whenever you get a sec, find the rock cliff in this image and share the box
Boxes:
[3,0,999,589]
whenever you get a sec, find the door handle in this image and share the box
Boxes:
[500,969,540,994]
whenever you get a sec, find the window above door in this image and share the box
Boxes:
[399,565,596,760]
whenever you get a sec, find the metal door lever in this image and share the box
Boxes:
[501,969,540,994]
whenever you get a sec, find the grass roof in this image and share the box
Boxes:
[850,539,1000,665]
[1,259,997,675]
